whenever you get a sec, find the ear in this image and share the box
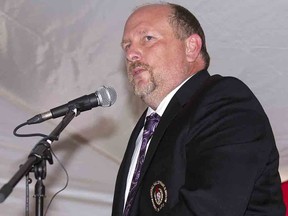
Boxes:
[185,34,202,62]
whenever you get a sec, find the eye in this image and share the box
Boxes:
[123,43,131,51]
[145,35,154,41]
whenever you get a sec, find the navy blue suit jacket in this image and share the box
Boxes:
[112,70,285,215]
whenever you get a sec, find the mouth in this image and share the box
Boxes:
[132,66,147,77]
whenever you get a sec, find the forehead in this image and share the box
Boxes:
[123,5,172,36]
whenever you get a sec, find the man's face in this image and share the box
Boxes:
[121,5,190,103]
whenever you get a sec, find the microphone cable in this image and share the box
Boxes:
[13,122,49,138]
[44,147,69,216]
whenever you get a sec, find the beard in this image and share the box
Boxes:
[128,61,156,98]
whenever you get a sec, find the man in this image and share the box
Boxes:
[112,3,285,216]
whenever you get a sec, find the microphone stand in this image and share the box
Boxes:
[0,107,78,216]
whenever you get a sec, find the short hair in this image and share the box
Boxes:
[168,3,210,69]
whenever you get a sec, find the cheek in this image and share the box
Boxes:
[150,43,185,64]
[144,42,188,76]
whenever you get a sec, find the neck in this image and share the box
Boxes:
[141,91,162,110]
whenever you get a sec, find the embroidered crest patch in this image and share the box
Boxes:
[150,180,167,212]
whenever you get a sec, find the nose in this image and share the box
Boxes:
[125,44,142,62]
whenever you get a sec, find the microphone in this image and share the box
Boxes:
[27,86,117,124]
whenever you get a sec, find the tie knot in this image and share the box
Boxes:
[146,112,161,121]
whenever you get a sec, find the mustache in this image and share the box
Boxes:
[128,61,151,73]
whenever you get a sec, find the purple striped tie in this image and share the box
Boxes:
[123,112,161,216]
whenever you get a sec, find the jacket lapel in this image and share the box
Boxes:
[137,70,211,188]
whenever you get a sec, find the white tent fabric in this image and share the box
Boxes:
[0,0,287,215]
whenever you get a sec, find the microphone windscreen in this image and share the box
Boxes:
[97,86,117,107]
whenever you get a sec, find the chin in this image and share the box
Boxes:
[134,82,156,97]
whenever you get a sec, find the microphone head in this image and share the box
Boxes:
[96,86,117,107]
